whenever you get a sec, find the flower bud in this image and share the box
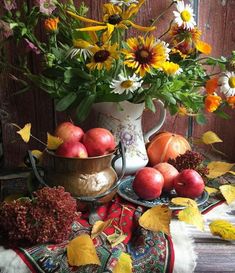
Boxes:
[44,17,59,32]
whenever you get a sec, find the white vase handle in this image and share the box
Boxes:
[144,100,166,144]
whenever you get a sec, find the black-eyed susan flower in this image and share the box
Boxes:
[110,73,143,95]
[86,43,119,71]
[219,71,235,97]
[67,1,155,41]
[123,35,170,77]
[173,1,196,30]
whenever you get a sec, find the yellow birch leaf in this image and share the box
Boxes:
[91,219,113,239]
[178,206,204,231]
[209,220,235,240]
[205,186,219,195]
[67,234,101,267]
[31,150,43,159]
[107,233,127,248]
[206,161,235,179]
[139,205,172,235]
[219,185,235,204]
[16,123,31,143]
[47,133,63,150]
[229,171,235,175]
[113,252,132,273]
[201,131,223,145]
[171,197,198,208]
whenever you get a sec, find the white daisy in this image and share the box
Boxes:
[110,74,143,95]
[110,0,139,6]
[219,71,235,97]
[173,1,196,30]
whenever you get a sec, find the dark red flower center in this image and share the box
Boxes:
[94,50,110,62]
[108,14,122,25]
[135,48,152,64]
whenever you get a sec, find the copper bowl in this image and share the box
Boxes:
[28,142,126,205]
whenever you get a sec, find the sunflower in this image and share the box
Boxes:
[219,71,235,97]
[86,43,119,71]
[123,36,170,77]
[173,1,196,30]
[67,1,155,41]
[110,73,143,94]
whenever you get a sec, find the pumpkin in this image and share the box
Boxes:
[147,132,191,166]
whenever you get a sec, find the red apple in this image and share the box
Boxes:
[54,122,84,143]
[55,140,88,158]
[154,162,179,192]
[82,128,116,157]
[132,167,164,200]
[173,169,205,198]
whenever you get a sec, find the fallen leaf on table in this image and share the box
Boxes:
[47,133,63,150]
[91,219,113,239]
[67,234,101,267]
[205,186,219,195]
[171,197,198,208]
[113,252,132,273]
[107,232,127,248]
[219,185,235,204]
[229,171,235,175]
[16,123,31,143]
[178,206,204,231]
[206,161,234,179]
[209,220,235,240]
[201,131,223,145]
[139,205,172,235]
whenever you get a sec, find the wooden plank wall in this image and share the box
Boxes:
[0,0,234,167]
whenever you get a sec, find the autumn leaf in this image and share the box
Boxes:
[178,206,204,231]
[229,171,235,175]
[207,161,234,179]
[209,220,235,240]
[205,186,219,195]
[16,123,31,143]
[171,197,198,208]
[219,185,235,204]
[107,232,127,248]
[91,219,113,239]
[47,133,63,150]
[113,252,132,273]
[139,205,172,235]
[67,234,101,267]
[201,131,223,145]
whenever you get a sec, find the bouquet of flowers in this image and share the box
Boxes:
[0,0,234,123]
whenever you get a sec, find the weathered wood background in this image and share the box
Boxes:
[0,0,234,167]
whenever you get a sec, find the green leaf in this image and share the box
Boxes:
[196,113,207,125]
[75,94,96,122]
[215,110,231,119]
[145,95,156,112]
[55,92,77,111]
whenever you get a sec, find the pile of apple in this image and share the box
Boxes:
[53,122,116,158]
[132,163,205,200]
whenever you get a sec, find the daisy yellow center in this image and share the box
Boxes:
[135,49,151,64]
[108,14,122,25]
[181,10,192,22]
[121,80,133,89]
[229,76,235,88]
[94,50,110,63]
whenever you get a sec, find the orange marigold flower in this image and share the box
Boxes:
[205,94,222,112]
[227,96,235,108]
[195,40,212,55]
[205,78,219,94]
[44,18,59,32]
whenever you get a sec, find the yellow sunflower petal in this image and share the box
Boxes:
[126,20,155,32]
[67,234,101,267]
[16,123,31,143]
[113,252,132,273]
[77,25,108,32]
[47,133,63,150]
[67,10,103,25]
